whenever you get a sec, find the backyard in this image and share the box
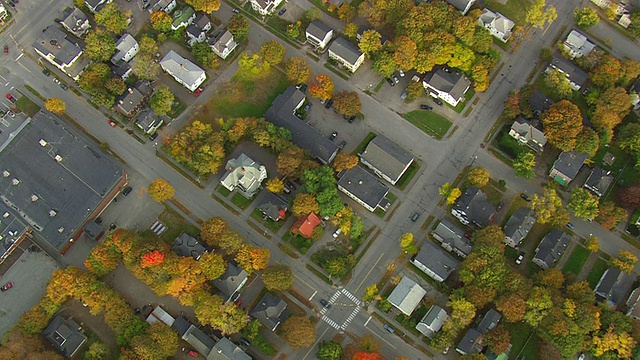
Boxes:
[403,111,452,140]
[562,244,590,279]
[156,206,200,244]
[587,257,609,289]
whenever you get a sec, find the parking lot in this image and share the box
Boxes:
[305,97,368,155]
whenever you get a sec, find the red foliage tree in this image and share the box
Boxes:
[353,352,384,360]
[141,250,165,268]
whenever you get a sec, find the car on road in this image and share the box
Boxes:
[52,77,60,84]
[410,212,420,221]
[324,98,333,108]
[60,83,68,91]
[194,87,203,96]
[338,140,346,149]
[149,133,158,141]
[386,78,395,86]
[286,180,296,191]
[122,186,133,196]
[232,8,240,13]
[391,74,399,84]
[234,299,243,307]
[420,104,433,111]
[520,193,532,202]
[3,45,7,55]
[566,222,575,230]
[497,201,504,212]
[278,8,286,15]
[240,338,251,347]
[433,98,444,106]
[42,69,50,76]
[304,103,311,112]
[400,91,407,100]
[383,324,395,333]
[5,93,16,103]
[515,252,525,265]
[329,131,337,141]
[108,119,117,127]
[320,299,331,308]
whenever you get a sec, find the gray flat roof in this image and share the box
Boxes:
[0,111,123,251]
[360,135,414,182]
[413,241,460,281]
[33,26,82,66]
[337,166,389,210]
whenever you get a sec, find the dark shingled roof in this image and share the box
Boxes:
[595,268,635,306]
[212,262,248,300]
[456,328,482,355]
[412,241,460,281]
[584,167,613,197]
[533,230,571,269]
[423,67,471,101]
[477,309,502,334]
[256,192,288,221]
[250,292,289,331]
[452,187,495,227]
[33,26,82,66]
[171,232,206,260]
[503,207,536,248]
[549,55,589,88]
[360,135,414,183]
[337,166,389,210]
[328,37,363,66]
[552,151,588,181]
[43,316,87,358]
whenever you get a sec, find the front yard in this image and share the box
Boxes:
[156,205,200,244]
[403,111,452,140]
[562,244,590,278]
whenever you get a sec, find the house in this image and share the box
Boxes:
[220,153,267,198]
[423,67,471,107]
[477,309,502,334]
[305,21,334,49]
[213,262,248,302]
[256,192,288,221]
[291,213,322,239]
[456,328,483,355]
[0,4,8,21]
[431,219,473,258]
[265,87,339,164]
[208,30,238,59]
[171,315,217,356]
[112,61,133,80]
[43,316,87,358]
[549,151,589,185]
[387,276,427,316]
[359,135,414,185]
[503,207,536,248]
[563,30,595,58]
[446,0,476,15]
[210,338,252,360]
[411,241,460,282]
[160,50,206,92]
[337,166,390,213]
[584,167,614,197]
[148,0,177,13]
[595,267,635,307]
[528,90,554,117]
[250,293,289,331]
[186,13,212,47]
[111,34,139,65]
[116,87,144,117]
[508,116,547,152]
[250,0,283,15]
[547,55,589,90]
[451,187,495,227]
[171,6,196,31]
[136,109,163,134]
[478,9,514,42]
[328,37,365,73]
[33,26,88,80]
[61,7,91,38]
[626,287,640,320]
[416,305,448,338]
[171,232,207,260]
[84,0,111,13]
[532,230,571,269]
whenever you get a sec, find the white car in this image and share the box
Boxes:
[332,228,342,238]
[515,252,525,265]
[398,69,405,77]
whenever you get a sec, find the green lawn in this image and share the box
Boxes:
[450,89,475,113]
[251,208,287,232]
[231,192,254,209]
[587,258,609,289]
[403,111,452,139]
[562,245,590,277]
[485,0,531,25]
[157,206,200,245]
[15,95,41,117]
[395,161,420,190]
[352,132,377,155]
[504,322,538,360]
[217,185,231,197]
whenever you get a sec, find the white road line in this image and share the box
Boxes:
[14,53,24,62]
[364,316,372,326]
[308,290,317,301]
[302,327,330,360]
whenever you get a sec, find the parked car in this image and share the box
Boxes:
[400,91,407,100]
[1,281,14,291]
[232,8,240,13]
[348,115,356,123]
[433,98,444,106]
[3,45,8,55]
[338,140,346,149]
[383,324,395,333]
[420,104,432,111]
[122,186,133,196]
[52,77,60,84]
[391,74,399,84]
[325,98,333,109]
[149,133,158,141]
[566,222,575,230]
[304,103,311,112]
[386,78,395,86]
[333,228,342,238]
[5,93,16,103]
[194,87,203,97]
[278,8,286,15]
[299,84,307,92]
[60,83,68,91]
[42,69,50,76]
[329,131,337,141]
[240,338,252,347]
[515,252,525,265]
[108,119,117,127]
[283,184,291,194]
[320,299,331,308]
[497,201,504,212]
[398,69,405,77]
[286,180,296,191]
[410,212,420,221]
[520,193,532,202]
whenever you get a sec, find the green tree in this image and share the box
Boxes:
[406,80,425,101]
[568,188,599,220]
[631,9,640,36]
[149,86,174,116]
[399,233,417,254]
[337,4,356,22]
[611,250,638,274]
[105,78,126,96]
[372,51,396,77]
[363,284,381,302]
[586,236,600,252]
[531,188,569,226]
[590,55,622,89]
[303,7,323,22]
[317,340,343,360]
[228,15,250,42]
[393,35,417,71]
[199,252,227,280]
[484,325,511,355]
[277,146,304,176]
[597,201,628,230]
[281,316,316,348]
[95,3,131,34]
[133,54,160,80]
[266,178,284,193]
[540,100,583,151]
[333,91,361,116]
[575,127,600,157]
[513,152,536,179]
[185,0,220,12]
[292,193,320,217]
[148,178,174,202]
[467,167,489,187]
[359,29,382,58]
[260,40,286,65]
[150,11,172,33]
[261,264,293,291]
[84,342,110,360]
[574,7,599,30]
[617,123,640,154]
[85,30,116,62]
[285,57,311,85]
[544,69,573,98]
[192,42,219,69]
[526,0,557,30]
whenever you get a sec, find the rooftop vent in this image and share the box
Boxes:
[49,210,57,217]
[39,139,47,146]
[2,170,9,178]
[11,178,19,186]
[358,180,363,185]
[31,195,38,202]
[54,155,63,162]
[58,227,64,234]
[49,39,58,46]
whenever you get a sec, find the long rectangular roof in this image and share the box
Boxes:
[33,26,82,66]
[360,135,414,182]
[328,37,363,65]
[160,50,205,88]
[423,67,471,100]
[413,241,459,281]
[337,166,389,210]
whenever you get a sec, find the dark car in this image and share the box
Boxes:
[329,131,337,141]
[383,324,395,333]
[278,8,286,15]
[320,299,331,309]
[348,115,356,123]
[304,103,311,112]
[299,84,307,92]
[3,45,7,55]
[5,93,16,103]
[60,83,68,91]
[42,69,50,76]
[286,180,296,191]
[410,212,420,221]
[433,98,444,106]
[240,338,252,347]
[325,98,333,108]
[338,140,346,149]
[149,133,159,141]
[122,186,133,196]
[420,104,433,111]
[386,78,395,86]
[497,201,504,212]
[566,222,575,230]
[391,74,399,84]
[520,193,532,202]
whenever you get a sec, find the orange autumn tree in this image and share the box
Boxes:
[353,352,384,360]
[141,250,165,268]
[309,74,334,101]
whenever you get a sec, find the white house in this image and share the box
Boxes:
[208,30,238,59]
[220,153,267,198]
[186,13,212,47]
[250,0,283,15]
[563,30,596,58]
[111,34,139,64]
[33,26,88,80]
[171,6,196,31]
[148,0,177,13]
[0,4,9,21]
[387,276,427,316]
[478,9,514,43]
[159,50,206,92]
[416,306,448,338]
[446,0,475,15]
[508,116,547,152]
[328,37,365,73]
[423,67,471,107]
[305,21,334,50]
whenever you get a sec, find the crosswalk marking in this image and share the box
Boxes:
[320,288,362,331]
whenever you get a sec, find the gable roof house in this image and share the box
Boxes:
[508,116,547,152]
[116,87,144,117]
[337,166,390,213]
[170,314,251,360]
[171,232,207,260]
[446,0,476,15]
[43,316,87,358]
[387,276,427,316]
[547,55,589,90]
[265,86,339,164]
[213,262,249,302]
[257,192,288,221]
[528,90,554,117]
[160,50,206,92]
[563,30,595,58]
[186,13,212,47]
[411,241,460,282]
[291,212,322,239]
[250,0,283,15]
[359,135,414,185]
[208,30,238,60]
[416,305,448,338]
[533,230,571,269]
[549,151,589,186]
[111,33,139,65]
[136,109,163,135]
[328,37,365,73]
[478,9,514,43]
[451,187,495,227]
[61,7,91,38]
[423,67,471,107]
[503,207,536,248]
[171,6,196,31]
[33,26,88,80]
[112,61,133,80]
[584,167,613,197]
[626,287,640,320]
[431,219,473,258]
[595,267,635,307]
[84,0,111,14]
[148,0,177,14]
[456,328,483,355]
[220,153,267,198]
[477,309,502,334]
[250,293,289,331]
[210,337,252,360]
[306,21,334,50]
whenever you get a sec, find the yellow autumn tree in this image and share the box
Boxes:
[45,98,66,114]
[148,178,174,202]
[266,178,284,193]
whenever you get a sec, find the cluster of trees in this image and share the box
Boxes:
[316,333,409,360]
[439,182,461,204]
[292,166,343,218]
[16,266,177,359]
[351,0,500,92]
[236,42,287,78]
[133,35,161,82]
[78,62,127,107]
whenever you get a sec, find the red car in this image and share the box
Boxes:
[108,119,117,128]
[5,93,16,103]
[1,281,13,292]
[3,45,8,55]
[194,88,203,97]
